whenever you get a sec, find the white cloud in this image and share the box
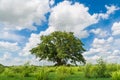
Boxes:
[19,33,41,56]
[0,0,50,30]
[49,0,55,6]
[2,52,11,60]
[0,31,25,42]
[0,55,54,66]
[112,21,120,36]
[90,28,109,38]
[84,36,120,63]
[0,56,24,66]
[85,55,100,64]
[98,5,119,19]
[0,41,20,52]
[49,1,98,38]
[0,41,23,65]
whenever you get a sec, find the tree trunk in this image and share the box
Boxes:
[55,58,66,66]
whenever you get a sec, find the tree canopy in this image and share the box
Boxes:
[30,31,86,66]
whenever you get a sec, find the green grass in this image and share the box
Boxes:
[0,72,110,80]
[1,63,119,80]
[0,76,35,80]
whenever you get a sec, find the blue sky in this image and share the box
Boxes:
[0,0,120,66]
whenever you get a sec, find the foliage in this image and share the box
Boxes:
[56,66,70,80]
[84,58,110,78]
[111,71,120,80]
[2,68,18,77]
[106,64,118,72]
[0,64,5,73]
[35,68,49,80]
[21,69,30,77]
[0,63,120,80]
[84,63,92,78]
[30,31,86,66]
[56,66,75,75]
[96,58,107,78]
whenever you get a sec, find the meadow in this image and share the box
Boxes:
[0,60,120,80]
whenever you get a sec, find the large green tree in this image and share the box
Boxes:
[30,31,86,66]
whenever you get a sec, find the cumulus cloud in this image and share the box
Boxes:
[90,28,109,38]
[0,41,23,65]
[0,0,50,30]
[49,0,55,6]
[0,56,24,66]
[84,36,120,63]
[49,1,98,38]
[112,21,120,36]
[0,41,20,52]
[19,33,41,56]
[84,20,120,64]
[0,31,25,42]
[98,5,119,19]
[2,52,11,60]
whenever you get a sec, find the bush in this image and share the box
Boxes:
[111,71,120,80]
[21,70,30,77]
[107,64,118,72]
[2,68,17,77]
[84,63,92,78]
[96,58,107,78]
[0,64,5,74]
[35,68,49,80]
[89,66,98,78]
[56,73,68,80]
[84,58,109,78]
[56,66,70,80]
[47,67,56,72]
[77,66,84,72]
[56,66,75,75]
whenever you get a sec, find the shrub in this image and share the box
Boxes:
[111,71,120,80]
[84,58,109,78]
[77,66,84,72]
[35,68,49,80]
[0,64,5,74]
[84,63,92,78]
[56,66,70,80]
[96,58,107,78]
[2,68,17,77]
[47,67,56,72]
[106,64,118,72]
[56,66,75,75]
[21,70,30,77]
[89,66,98,78]
[56,73,68,80]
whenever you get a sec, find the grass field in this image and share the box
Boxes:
[0,72,111,80]
[0,61,120,80]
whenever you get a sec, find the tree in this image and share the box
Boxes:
[30,31,86,66]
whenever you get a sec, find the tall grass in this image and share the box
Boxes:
[56,66,73,80]
[0,62,120,80]
[84,58,111,78]
[111,71,120,80]
[35,68,49,80]
[0,64,5,74]
[96,58,107,78]
[84,63,92,78]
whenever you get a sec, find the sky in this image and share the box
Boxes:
[0,0,120,66]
